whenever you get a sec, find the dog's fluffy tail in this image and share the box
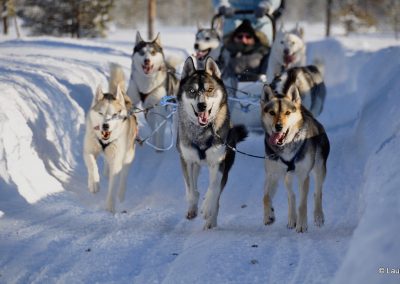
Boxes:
[109,63,126,94]
[229,124,248,146]
[313,58,325,78]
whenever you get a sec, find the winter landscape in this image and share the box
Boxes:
[0,5,400,284]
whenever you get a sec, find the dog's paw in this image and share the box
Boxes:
[186,209,197,220]
[314,210,325,227]
[287,212,297,229]
[264,207,275,225]
[287,219,296,229]
[203,219,217,230]
[295,219,308,233]
[89,182,100,194]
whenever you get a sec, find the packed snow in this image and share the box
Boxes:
[0,24,399,284]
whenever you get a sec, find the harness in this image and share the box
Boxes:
[98,139,111,151]
[191,135,214,160]
[264,135,307,172]
[138,68,176,104]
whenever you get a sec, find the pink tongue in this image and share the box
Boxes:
[143,65,152,74]
[198,111,209,125]
[196,51,207,59]
[269,132,284,145]
[284,54,294,65]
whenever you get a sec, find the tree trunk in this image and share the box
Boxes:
[326,0,332,37]
[2,1,7,35]
[148,0,156,40]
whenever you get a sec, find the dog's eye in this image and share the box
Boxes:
[112,113,118,118]
[269,111,276,116]
[151,50,156,56]
[207,88,214,92]
[285,111,291,116]
[189,88,195,93]
[98,112,104,116]
[205,37,210,41]
[291,41,295,45]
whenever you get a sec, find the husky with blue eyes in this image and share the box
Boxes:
[127,31,179,150]
[84,64,138,213]
[176,57,248,229]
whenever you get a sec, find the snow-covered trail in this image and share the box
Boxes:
[0,28,399,284]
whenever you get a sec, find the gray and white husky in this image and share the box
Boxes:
[270,65,326,117]
[266,25,306,83]
[261,83,330,233]
[177,57,248,229]
[84,64,138,212]
[127,31,179,149]
[193,25,222,69]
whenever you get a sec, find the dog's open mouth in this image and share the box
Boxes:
[269,129,289,146]
[101,130,111,140]
[192,105,212,127]
[284,54,295,66]
[142,63,154,74]
[195,48,211,61]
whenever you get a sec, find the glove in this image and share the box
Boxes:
[254,6,266,18]
[218,5,235,18]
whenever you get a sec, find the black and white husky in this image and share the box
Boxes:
[261,83,330,233]
[270,66,326,117]
[176,57,248,229]
[193,25,222,68]
[127,31,179,149]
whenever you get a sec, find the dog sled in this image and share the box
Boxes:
[211,9,277,131]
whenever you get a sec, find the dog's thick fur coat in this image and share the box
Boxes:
[84,64,138,212]
[177,57,248,229]
[261,83,330,232]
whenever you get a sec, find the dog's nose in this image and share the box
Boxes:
[275,123,283,132]
[283,49,289,55]
[102,123,110,131]
[144,58,150,64]
[197,102,207,112]
[194,43,199,49]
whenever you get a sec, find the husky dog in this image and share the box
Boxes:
[267,25,306,83]
[261,83,330,233]
[177,57,248,229]
[193,25,222,68]
[127,31,179,149]
[271,66,326,117]
[84,64,138,212]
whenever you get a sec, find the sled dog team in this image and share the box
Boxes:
[84,29,330,233]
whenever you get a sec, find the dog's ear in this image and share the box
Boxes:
[181,57,196,80]
[213,18,223,38]
[294,23,304,39]
[153,33,161,46]
[135,31,144,45]
[205,57,221,79]
[95,85,104,102]
[115,84,125,106]
[196,21,203,30]
[287,85,301,104]
[262,84,275,103]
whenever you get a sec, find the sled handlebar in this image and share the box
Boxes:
[211,10,276,42]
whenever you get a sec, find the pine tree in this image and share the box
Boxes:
[19,0,114,38]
